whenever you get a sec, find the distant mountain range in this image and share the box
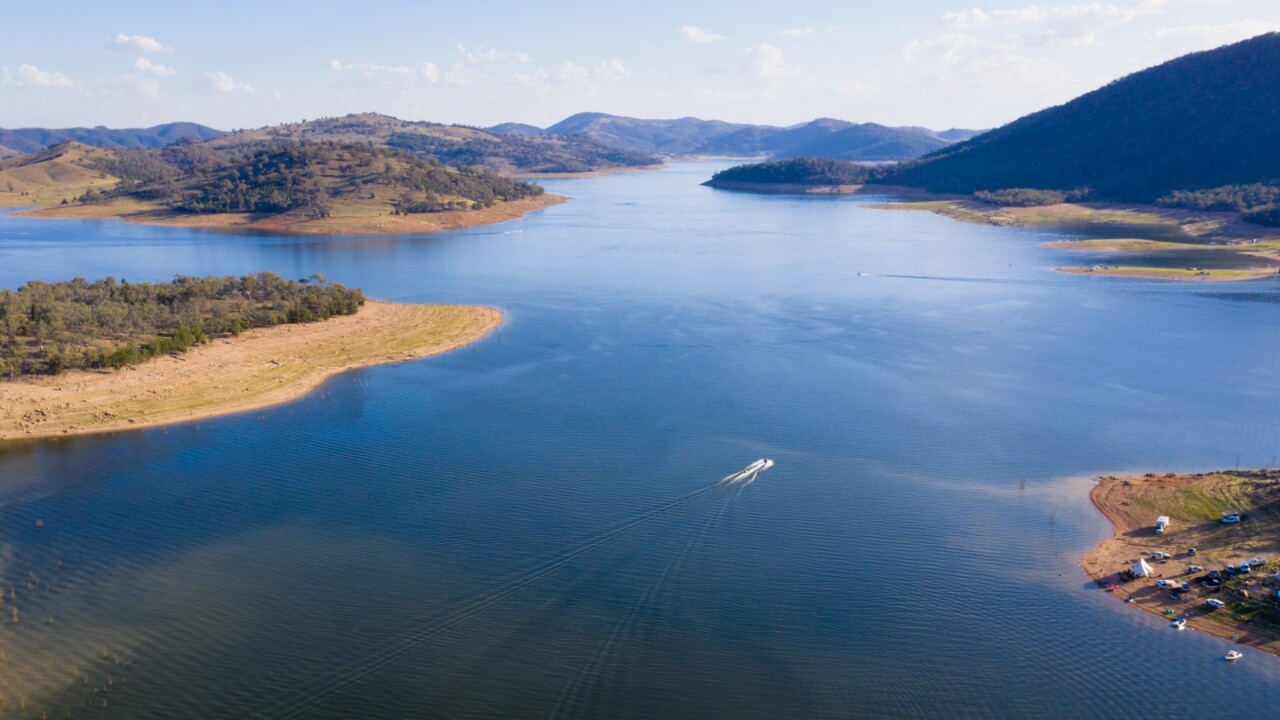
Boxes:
[0,123,223,160]
[892,32,1280,205]
[0,112,983,174]
[494,113,983,161]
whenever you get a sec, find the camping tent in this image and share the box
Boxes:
[1132,558,1155,577]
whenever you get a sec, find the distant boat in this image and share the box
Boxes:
[1225,650,1243,661]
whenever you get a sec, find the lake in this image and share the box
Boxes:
[1,162,1279,718]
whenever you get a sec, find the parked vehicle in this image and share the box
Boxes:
[1221,514,1241,524]
[1206,598,1225,609]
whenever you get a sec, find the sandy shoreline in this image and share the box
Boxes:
[0,301,501,443]
[13,194,566,237]
[1083,471,1280,656]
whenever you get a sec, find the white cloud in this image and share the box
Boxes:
[1,63,74,88]
[741,44,800,80]
[594,58,630,81]
[422,62,441,83]
[108,33,171,53]
[1150,19,1276,50]
[939,2,1178,46]
[680,25,725,43]
[134,57,176,76]
[557,62,589,82]
[780,27,817,37]
[328,60,417,85]
[455,44,532,65]
[203,70,254,94]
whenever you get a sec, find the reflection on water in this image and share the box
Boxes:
[2,164,1280,718]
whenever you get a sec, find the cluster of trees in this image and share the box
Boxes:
[386,132,654,173]
[973,188,1088,207]
[707,158,871,186]
[0,273,364,378]
[1157,184,1280,213]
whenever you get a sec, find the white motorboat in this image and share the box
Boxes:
[1225,650,1243,661]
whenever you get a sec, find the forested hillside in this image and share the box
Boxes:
[84,140,543,218]
[889,33,1280,214]
[705,158,870,186]
[0,273,364,377]
[213,113,657,173]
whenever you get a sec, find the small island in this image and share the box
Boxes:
[1084,470,1280,656]
[1,139,564,236]
[702,157,869,194]
[0,273,501,441]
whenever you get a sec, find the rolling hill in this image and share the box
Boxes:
[0,122,223,160]
[0,143,125,206]
[543,112,982,161]
[889,32,1280,207]
[0,137,556,236]
[211,113,657,173]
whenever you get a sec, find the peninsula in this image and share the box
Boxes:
[1084,470,1280,656]
[0,138,564,236]
[0,274,501,441]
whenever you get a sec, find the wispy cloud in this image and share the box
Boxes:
[741,44,799,80]
[680,25,725,43]
[1,64,74,88]
[780,27,817,37]
[107,33,171,53]
[203,70,254,94]
[134,57,176,77]
[940,2,1175,46]
[1149,19,1276,49]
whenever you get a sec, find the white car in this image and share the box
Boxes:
[1247,558,1265,567]
[1221,514,1241,524]
[1206,598,1225,609]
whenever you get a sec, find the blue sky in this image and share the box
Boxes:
[2,0,1276,131]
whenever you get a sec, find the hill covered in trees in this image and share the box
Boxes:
[84,140,543,218]
[0,138,545,226]
[544,113,981,160]
[213,114,657,173]
[0,122,223,160]
[0,273,364,378]
[704,158,870,188]
[889,32,1280,221]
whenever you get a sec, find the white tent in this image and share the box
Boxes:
[1132,558,1155,577]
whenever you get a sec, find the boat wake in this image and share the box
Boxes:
[268,459,774,719]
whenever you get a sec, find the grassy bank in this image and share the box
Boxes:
[0,301,501,442]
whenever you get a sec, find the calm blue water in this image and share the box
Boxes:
[1,163,1279,718]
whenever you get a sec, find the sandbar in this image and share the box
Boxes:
[0,301,501,442]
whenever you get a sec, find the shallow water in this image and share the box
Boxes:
[1,164,1279,718]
